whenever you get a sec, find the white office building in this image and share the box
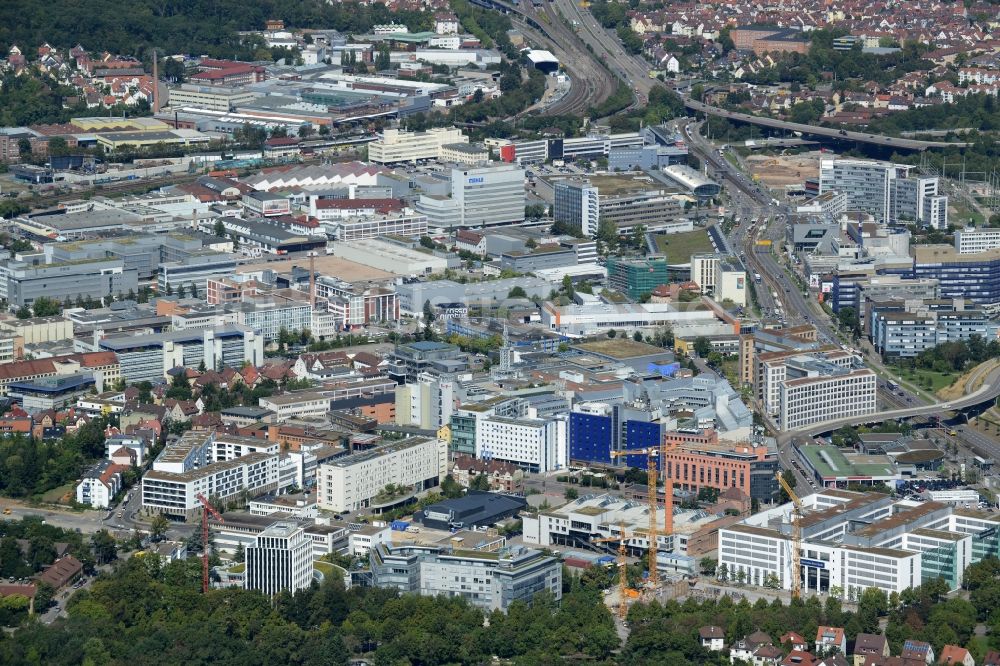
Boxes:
[818,158,947,228]
[258,391,331,422]
[759,350,876,430]
[477,415,564,473]
[690,253,719,292]
[715,258,747,307]
[779,367,877,430]
[368,127,468,164]
[446,164,525,228]
[244,521,314,597]
[955,227,1000,254]
[316,437,447,513]
[718,488,1000,598]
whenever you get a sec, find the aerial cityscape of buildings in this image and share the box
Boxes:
[0,0,998,662]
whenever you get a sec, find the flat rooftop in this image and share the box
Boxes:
[572,338,672,360]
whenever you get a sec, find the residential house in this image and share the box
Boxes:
[731,631,784,666]
[700,625,725,651]
[816,627,847,656]
[36,555,83,590]
[901,640,935,664]
[853,634,890,666]
[451,455,524,492]
[783,632,809,652]
[938,645,974,666]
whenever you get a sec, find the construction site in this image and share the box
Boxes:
[521,443,756,619]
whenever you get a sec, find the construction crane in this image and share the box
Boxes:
[610,447,660,589]
[594,521,634,620]
[195,493,224,594]
[776,472,802,599]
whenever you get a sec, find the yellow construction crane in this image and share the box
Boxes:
[594,522,634,620]
[776,472,802,599]
[610,448,660,589]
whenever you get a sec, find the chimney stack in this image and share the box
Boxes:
[309,252,316,308]
[151,48,160,113]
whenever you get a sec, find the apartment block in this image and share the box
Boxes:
[141,432,282,520]
[316,437,447,513]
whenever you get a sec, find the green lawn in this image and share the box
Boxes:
[314,560,346,579]
[896,367,959,393]
[653,229,715,264]
[39,483,76,505]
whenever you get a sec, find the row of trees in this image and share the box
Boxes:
[895,335,1000,373]
[0,544,618,664]
[0,417,109,499]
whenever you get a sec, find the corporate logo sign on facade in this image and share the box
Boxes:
[468,177,484,184]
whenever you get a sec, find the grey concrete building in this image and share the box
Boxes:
[4,257,138,308]
[369,543,561,612]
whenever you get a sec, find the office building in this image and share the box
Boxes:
[316,437,446,513]
[157,252,240,293]
[661,430,779,502]
[912,245,1000,304]
[325,212,428,241]
[4,258,138,308]
[0,352,120,396]
[553,180,599,236]
[258,392,331,422]
[553,178,686,237]
[523,493,729,558]
[7,372,95,413]
[141,432,282,520]
[567,402,663,466]
[99,325,263,383]
[870,299,997,357]
[477,415,564,473]
[386,340,466,383]
[606,257,687,301]
[446,164,525,228]
[369,127,468,163]
[718,488,1000,597]
[314,277,399,327]
[395,372,455,430]
[369,543,561,612]
[818,158,947,228]
[244,521,314,597]
[955,227,1000,254]
[776,355,877,431]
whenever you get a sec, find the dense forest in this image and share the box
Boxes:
[4,546,1000,664]
[0,0,434,58]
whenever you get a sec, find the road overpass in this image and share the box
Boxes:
[776,363,1000,445]
[684,98,971,151]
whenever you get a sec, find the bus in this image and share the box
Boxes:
[753,272,762,283]
[886,380,899,391]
